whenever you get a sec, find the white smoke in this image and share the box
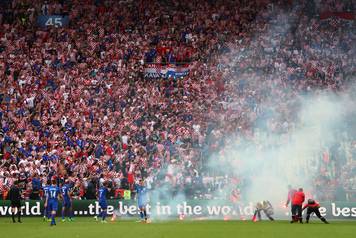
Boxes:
[218,90,354,204]
[206,4,356,208]
[145,4,356,220]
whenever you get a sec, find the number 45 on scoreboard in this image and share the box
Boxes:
[45,17,63,27]
[37,15,69,28]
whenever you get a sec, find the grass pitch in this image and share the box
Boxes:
[0,218,355,238]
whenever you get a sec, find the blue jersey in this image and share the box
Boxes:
[61,184,71,200]
[135,184,148,206]
[98,187,107,202]
[43,185,50,199]
[48,186,60,201]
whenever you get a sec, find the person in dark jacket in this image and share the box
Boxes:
[9,180,22,223]
[303,199,329,224]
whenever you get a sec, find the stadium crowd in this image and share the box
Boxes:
[0,0,355,202]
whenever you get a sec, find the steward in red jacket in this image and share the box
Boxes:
[292,191,305,206]
[302,199,329,224]
[290,188,305,223]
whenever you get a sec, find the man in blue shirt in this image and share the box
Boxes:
[61,180,73,222]
[45,180,61,226]
[135,179,148,223]
[41,181,50,221]
[31,174,41,200]
[95,181,110,223]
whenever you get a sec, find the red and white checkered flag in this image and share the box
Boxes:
[226,41,235,49]
[48,126,55,134]
[156,56,162,64]
[99,28,105,37]
[89,40,97,50]
[329,17,339,27]
[0,179,4,194]
[30,134,36,142]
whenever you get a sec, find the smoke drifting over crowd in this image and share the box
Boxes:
[206,6,355,206]
[147,4,355,219]
[213,86,355,205]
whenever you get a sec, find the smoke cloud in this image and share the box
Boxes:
[145,4,355,220]
[205,5,355,208]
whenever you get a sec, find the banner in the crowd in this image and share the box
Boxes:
[144,64,190,78]
[0,200,355,220]
[319,12,354,20]
[37,15,70,28]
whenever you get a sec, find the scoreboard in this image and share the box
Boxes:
[37,15,69,28]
